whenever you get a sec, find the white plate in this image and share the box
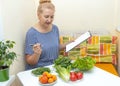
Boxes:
[31,67,51,77]
[39,80,57,86]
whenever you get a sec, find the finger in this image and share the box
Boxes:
[33,44,40,48]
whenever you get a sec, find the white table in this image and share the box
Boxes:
[0,75,15,86]
[17,65,120,86]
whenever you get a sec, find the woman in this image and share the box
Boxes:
[25,0,66,70]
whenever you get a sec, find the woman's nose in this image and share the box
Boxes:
[47,18,52,22]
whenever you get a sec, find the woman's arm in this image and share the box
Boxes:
[25,43,42,65]
[59,40,74,50]
[25,53,40,65]
[59,44,66,50]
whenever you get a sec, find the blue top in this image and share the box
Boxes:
[25,24,60,70]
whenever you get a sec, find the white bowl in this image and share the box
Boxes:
[39,80,57,86]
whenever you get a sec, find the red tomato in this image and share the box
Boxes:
[76,72,83,80]
[70,72,76,75]
[70,73,77,81]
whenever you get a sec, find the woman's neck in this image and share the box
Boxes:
[34,22,52,33]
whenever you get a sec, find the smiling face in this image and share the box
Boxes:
[37,3,55,29]
[38,8,55,28]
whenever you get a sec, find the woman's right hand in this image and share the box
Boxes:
[32,43,42,56]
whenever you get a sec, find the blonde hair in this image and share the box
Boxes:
[37,0,55,13]
[39,0,51,4]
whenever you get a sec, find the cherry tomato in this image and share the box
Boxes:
[70,72,76,75]
[76,72,83,80]
[70,73,77,81]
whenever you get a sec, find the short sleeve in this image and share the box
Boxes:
[24,28,37,55]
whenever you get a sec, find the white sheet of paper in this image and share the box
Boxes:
[66,31,91,52]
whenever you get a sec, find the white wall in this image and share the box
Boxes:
[116,0,120,26]
[0,1,4,40]
[52,0,117,33]
[1,0,37,74]
[1,0,120,75]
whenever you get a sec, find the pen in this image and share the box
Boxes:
[29,44,34,46]
[29,44,43,47]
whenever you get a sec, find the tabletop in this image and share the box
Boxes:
[17,65,120,86]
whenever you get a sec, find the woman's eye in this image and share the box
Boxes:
[44,15,54,19]
[51,16,54,19]
[44,16,49,18]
